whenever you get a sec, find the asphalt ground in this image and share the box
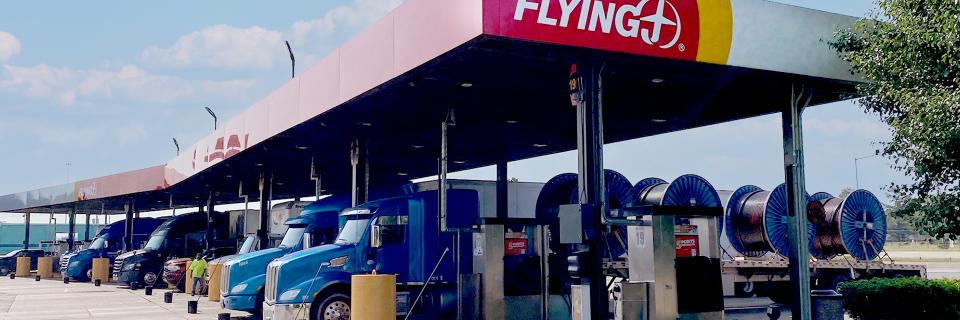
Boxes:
[0,276,250,320]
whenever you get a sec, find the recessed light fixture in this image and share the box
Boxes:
[296,146,309,150]
[358,122,372,127]
[651,119,667,123]
[397,172,408,176]
[411,145,424,149]
[255,163,264,167]
[276,182,285,186]
[505,120,519,124]
[225,175,233,178]
[533,143,548,148]
[408,81,416,87]
[460,82,473,88]
[651,78,665,84]
[453,160,466,164]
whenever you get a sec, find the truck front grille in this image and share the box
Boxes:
[219,264,231,296]
[265,264,278,303]
[112,257,124,278]
[60,256,69,273]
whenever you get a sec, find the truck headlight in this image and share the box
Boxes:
[279,289,301,302]
[232,283,248,294]
[122,263,140,271]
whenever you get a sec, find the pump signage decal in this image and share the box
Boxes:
[485,0,732,64]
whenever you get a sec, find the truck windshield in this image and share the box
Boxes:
[335,219,369,245]
[238,236,256,254]
[88,237,107,250]
[279,227,306,248]
[144,233,165,250]
[3,250,21,258]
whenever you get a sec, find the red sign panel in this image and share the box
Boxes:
[486,0,701,61]
[675,235,699,257]
[505,238,529,255]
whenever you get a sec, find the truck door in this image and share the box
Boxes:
[368,215,409,277]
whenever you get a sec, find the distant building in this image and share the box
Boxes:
[0,223,101,254]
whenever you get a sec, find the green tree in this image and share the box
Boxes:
[831,0,960,239]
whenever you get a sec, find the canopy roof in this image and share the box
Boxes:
[0,0,860,214]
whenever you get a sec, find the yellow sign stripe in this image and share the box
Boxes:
[696,0,734,65]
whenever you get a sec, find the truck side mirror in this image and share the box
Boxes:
[370,225,382,249]
[302,233,313,249]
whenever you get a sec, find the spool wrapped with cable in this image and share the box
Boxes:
[566,170,635,260]
[627,174,723,233]
[812,190,887,261]
[722,185,766,257]
[728,184,817,258]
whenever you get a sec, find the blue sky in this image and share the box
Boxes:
[0,0,898,221]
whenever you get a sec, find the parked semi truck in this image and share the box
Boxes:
[113,211,243,288]
[163,209,260,292]
[60,218,165,281]
[220,195,351,314]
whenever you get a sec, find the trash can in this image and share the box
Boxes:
[811,290,844,320]
[15,257,31,277]
[351,271,396,320]
[92,258,111,283]
[37,257,54,278]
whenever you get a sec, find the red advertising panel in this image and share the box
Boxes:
[486,0,702,61]
[505,238,529,255]
[675,235,699,257]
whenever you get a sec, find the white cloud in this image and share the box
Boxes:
[142,24,284,69]
[290,0,404,42]
[0,31,20,62]
[0,63,256,106]
[141,0,404,71]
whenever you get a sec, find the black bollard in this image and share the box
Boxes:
[218,313,231,320]
[187,300,198,314]
[145,286,153,295]
[9,274,14,279]
[164,291,173,303]
[63,277,69,284]
[35,275,40,281]
[94,279,101,286]
[767,304,782,320]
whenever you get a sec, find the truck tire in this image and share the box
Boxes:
[254,290,265,316]
[734,281,756,298]
[767,283,792,304]
[311,293,350,320]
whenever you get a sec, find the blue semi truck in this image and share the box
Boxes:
[220,196,351,314]
[60,218,165,281]
[262,188,479,320]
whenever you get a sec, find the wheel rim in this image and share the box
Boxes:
[86,269,93,280]
[144,272,157,285]
[323,300,350,320]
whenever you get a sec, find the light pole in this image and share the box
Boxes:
[285,40,296,79]
[205,106,218,130]
[854,151,881,189]
[172,138,180,156]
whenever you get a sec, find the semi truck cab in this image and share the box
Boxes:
[262,189,476,320]
[113,211,240,288]
[60,218,164,281]
[220,196,351,314]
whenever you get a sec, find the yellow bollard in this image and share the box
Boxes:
[37,257,54,278]
[351,271,396,320]
[15,256,31,277]
[207,263,223,302]
[185,272,194,294]
[92,258,111,282]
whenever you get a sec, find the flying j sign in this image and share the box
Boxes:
[484,0,733,64]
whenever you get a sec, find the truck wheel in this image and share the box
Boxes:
[84,268,94,282]
[254,291,265,316]
[734,281,756,298]
[312,293,350,320]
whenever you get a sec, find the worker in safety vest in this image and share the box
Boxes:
[187,253,207,296]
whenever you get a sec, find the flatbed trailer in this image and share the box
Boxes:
[720,257,926,301]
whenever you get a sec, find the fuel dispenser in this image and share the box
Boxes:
[617,175,726,320]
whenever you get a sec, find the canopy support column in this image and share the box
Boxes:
[84,213,91,242]
[350,139,369,207]
[572,63,607,320]
[67,207,77,252]
[783,85,813,320]
[206,191,215,250]
[258,173,273,249]
[23,212,31,249]
[496,161,508,220]
[123,200,134,251]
